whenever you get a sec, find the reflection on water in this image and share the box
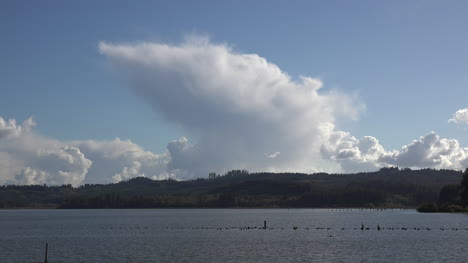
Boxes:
[1,209,468,262]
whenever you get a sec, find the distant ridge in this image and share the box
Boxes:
[0,168,462,209]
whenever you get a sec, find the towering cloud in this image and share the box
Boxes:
[449,108,468,125]
[99,37,363,177]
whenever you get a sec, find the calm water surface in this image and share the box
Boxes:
[1,209,467,262]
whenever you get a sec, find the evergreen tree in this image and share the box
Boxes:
[459,169,468,206]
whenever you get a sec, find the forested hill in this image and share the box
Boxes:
[0,168,463,209]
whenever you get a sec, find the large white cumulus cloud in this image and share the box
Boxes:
[323,129,468,171]
[321,124,385,173]
[72,138,172,184]
[14,146,91,186]
[381,132,468,169]
[0,117,91,186]
[99,37,364,176]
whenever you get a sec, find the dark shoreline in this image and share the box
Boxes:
[0,206,416,210]
[0,168,462,210]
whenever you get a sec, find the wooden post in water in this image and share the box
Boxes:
[44,243,48,263]
[264,220,267,230]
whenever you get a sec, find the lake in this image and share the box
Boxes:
[1,209,467,262]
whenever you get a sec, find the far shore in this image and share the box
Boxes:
[0,206,417,210]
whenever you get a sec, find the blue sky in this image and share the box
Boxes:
[1,0,468,184]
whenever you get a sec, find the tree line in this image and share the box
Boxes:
[417,168,468,212]
[0,167,463,209]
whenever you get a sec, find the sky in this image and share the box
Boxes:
[1,0,468,185]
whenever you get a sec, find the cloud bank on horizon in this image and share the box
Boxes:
[0,38,467,185]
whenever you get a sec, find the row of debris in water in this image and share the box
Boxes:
[164,225,468,231]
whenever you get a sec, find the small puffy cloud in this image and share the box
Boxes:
[449,108,468,124]
[0,117,35,140]
[267,152,281,158]
[15,168,48,186]
[112,161,143,183]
